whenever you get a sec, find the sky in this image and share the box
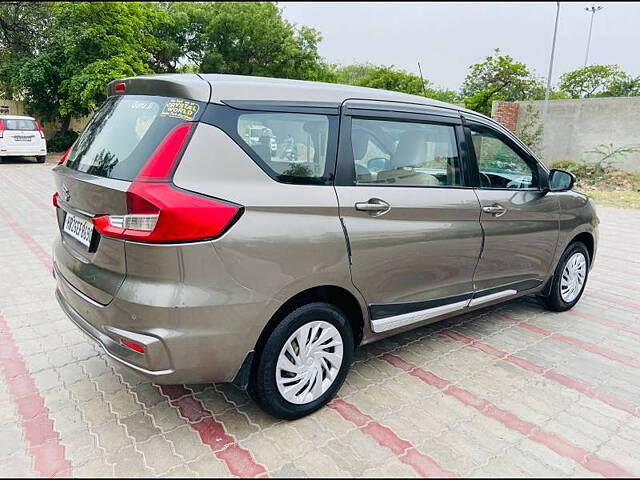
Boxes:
[281,2,640,91]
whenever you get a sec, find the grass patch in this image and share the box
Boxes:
[583,190,640,209]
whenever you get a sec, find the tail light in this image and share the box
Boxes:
[52,192,60,208]
[93,123,243,243]
[35,121,45,139]
[0,120,4,138]
[58,144,74,165]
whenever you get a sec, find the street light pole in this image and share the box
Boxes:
[584,4,603,67]
[543,2,561,125]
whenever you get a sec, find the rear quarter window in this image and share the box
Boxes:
[65,95,204,181]
[203,105,338,185]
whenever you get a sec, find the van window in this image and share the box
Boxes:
[351,118,462,187]
[470,128,539,189]
[3,119,37,130]
[237,112,331,182]
[65,95,204,181]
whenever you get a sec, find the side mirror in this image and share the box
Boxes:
[548,169,575,192]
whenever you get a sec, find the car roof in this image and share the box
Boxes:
[200,73,460,109]
[0,115,36,120]
[108,73,489,120]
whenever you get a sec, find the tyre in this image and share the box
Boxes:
[250,302,354,420]
[544,241,590,312]
[36,156,46,163]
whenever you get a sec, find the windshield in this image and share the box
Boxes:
[65,95,204,181]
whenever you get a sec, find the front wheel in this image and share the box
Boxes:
[249,302,354,420]
[544,241,590,312]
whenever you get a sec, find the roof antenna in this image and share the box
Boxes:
[417,61,427,96]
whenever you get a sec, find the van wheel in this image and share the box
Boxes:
[36,156,46,163]
[544,241,590,312]
[250,302,354,420]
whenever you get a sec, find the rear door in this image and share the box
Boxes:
[334,101,483,333]
[53,94,205,304]
[2,118,40,153]
[464,117,560,296]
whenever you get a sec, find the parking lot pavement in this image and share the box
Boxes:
[1,159,639,478]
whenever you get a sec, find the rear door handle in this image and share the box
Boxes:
[355,198,391,216]
[482,204,507,217]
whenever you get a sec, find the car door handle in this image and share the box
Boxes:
[482,204,507,217]
[355,198,391,216]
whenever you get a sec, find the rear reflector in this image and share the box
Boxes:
[115,82,126,93]
[120,338,145,354]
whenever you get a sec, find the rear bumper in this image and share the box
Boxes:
[1,151,47,157]
[54,263,176,380]
[53,252,272,384]
[55,286,175,378]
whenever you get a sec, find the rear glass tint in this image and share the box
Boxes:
[65,95,204,180]
[3,119,37,130]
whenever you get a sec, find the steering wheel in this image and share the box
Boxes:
[480,172,492,187]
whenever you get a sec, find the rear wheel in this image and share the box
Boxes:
[250,302,354,420]
[36,156,46,163]
[544,241,589,311]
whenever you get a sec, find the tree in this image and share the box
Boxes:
[461,49,544,116]
[332,63,461,103]
[0,2,53,98]
[559,65,640,98]
[187,2,330,81]
[344,65,425,95]
[13,2,162,131]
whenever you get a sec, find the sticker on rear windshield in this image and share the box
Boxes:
[161,98,200,121]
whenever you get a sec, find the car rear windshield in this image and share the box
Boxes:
[3,119,37,130]
[65,95,204,181]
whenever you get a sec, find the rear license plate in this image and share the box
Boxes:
[14,136,33,142]
[63,213,94,248]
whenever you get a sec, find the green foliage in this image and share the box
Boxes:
[550,144,640,191]
[585,143,640,168]
[461,49,544,115]
[549,158,578,171]
[340,64,425,95]
[559,65,640,98]
[47,130,79,152]
[515,103,543,156]
[191,2,329,81]
[332,63,461,103]
[0,2,54,99]
[13,2,160,124]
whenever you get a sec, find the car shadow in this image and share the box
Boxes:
[1,156,57,165]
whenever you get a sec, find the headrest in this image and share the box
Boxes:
[391,130,426,169]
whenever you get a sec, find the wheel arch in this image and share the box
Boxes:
[232,285,366,389]
[256,285,365,355]
[570,231,595,264]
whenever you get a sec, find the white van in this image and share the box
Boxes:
[0,115,47,163]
